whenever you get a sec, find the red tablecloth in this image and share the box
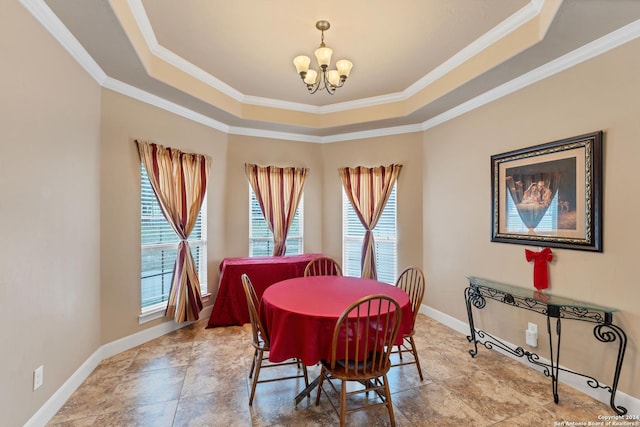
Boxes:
[260,276,412,366]
[206,254,323,327]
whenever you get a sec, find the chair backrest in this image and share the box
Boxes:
[329,294,402,376]
[241,273,269,349]
[395,267,425,328]
[304,256,343,277]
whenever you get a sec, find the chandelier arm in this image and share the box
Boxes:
[308,82,320,94]
[307,69,322,94]
[323,71,336,95]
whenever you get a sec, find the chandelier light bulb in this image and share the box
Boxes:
[327,70,340,87]
[293,55,311,74]
[314,46,333,67]
[304,69,318,85]
[336,59,353,78]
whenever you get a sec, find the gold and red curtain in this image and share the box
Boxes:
[339,164,402,279]
[245,164,308,256]
[137,140,211,323]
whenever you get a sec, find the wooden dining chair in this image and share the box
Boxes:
[315,294,402,427]
[241,274,309,405]
[390,266,426,381]
[303,256,343,277]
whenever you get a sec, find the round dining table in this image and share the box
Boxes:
[259,275,413,367]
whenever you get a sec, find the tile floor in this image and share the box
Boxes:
[48,314,612,426]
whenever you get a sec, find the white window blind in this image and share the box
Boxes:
[140,165,207,311]
[249,190,303,256]
[342,184,397,284]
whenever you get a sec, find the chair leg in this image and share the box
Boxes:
[382,374,396,427]
[397,343,404,361]
[315,367,326,406]
[340,379,347,427]
[409,336,424,381]
[249,349,264,405]
[301,361,309,387]
[249,348,258,379]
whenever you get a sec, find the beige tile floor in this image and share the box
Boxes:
[48,314,612,426]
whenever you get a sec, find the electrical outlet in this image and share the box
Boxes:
[526,323,538,347]
[33,365,43,390]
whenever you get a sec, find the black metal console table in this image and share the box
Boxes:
[464,276,627,415]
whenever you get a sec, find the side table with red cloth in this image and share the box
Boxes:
[260,276,413,366]
[206,254,323,327]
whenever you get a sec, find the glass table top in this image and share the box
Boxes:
[467,276,618,313]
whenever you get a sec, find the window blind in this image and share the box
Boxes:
[342,184,397,284]
[140,166,207,310]
[249,190,303,256]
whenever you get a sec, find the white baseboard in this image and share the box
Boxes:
[420,304,640,416]
[24,305,213,427]
[25,303,638,426]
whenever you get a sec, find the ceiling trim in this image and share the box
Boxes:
[415,18,640,135]
[103,77,232,133]
[20,1,640,144]
[127,0,547,115]
[400,0,543,107]
[110,0,561,129]
[19,0,106,84]
[327,18,640,143]
[128,0,246,102]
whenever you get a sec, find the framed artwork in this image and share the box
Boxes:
[491,131,603,252]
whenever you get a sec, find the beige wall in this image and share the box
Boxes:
[423,37,640,399]
[4,1,640,424]
[0,2,102,425]
[321,133,424,271]
[100,89,229,343]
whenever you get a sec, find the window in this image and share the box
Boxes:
[249,190,303,256]
[140,165,207,312]
[342,184,397,284]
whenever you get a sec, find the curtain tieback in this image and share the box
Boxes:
[525,247,553,290]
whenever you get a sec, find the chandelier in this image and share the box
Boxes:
[293,20,353,95]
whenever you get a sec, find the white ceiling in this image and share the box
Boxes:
[34,0,640,141]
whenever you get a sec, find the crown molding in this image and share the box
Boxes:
[21,1,640,144]
[418,18,640,133]
[128,0,406,114]
[20,0,106,84]
[127,0,544,114]
[320,124,424,144]
[227,126,322,143]
[103,77,231,134]
[127,0,245,102]
[404,0,542,98]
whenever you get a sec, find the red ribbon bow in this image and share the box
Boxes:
[525,247,553,290]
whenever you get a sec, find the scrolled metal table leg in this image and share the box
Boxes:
[465,286,483,357]
[547,315,562,404]
[593,323,628,415]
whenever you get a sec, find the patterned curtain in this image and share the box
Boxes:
[245,164,309,256]
[339,164,402,279]
[136,140,211,323]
